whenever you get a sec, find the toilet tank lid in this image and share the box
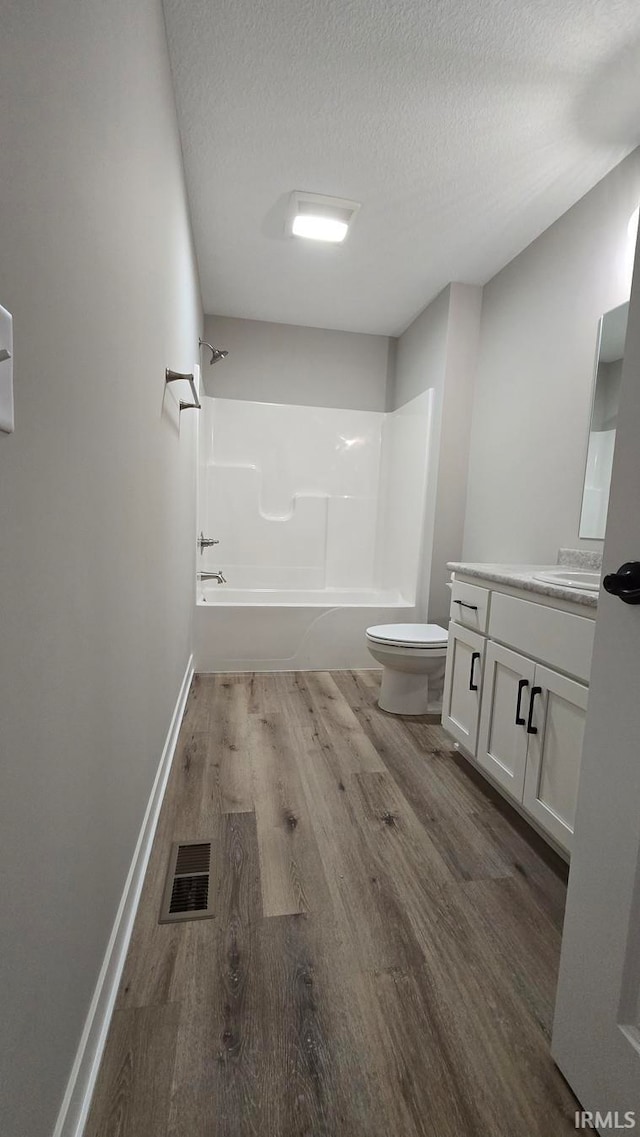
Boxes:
[366,623,448,646]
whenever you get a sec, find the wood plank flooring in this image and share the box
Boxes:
[85,670,578,1137]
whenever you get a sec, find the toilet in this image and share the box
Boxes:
[365,623,449,715]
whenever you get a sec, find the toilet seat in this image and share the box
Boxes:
[366,623,448,649]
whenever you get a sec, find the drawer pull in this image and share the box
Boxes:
[515,678,529,725]
[455,600,478,611]
[527,686,542,735]
[469,651,481,692]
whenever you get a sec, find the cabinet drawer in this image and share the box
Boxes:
[488,592,594,684]
[450,579,490,634]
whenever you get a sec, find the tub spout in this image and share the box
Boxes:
[198,571,227,584]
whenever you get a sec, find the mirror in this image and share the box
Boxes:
[579,301,628,539]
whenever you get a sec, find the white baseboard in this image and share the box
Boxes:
[52,654,194,1137]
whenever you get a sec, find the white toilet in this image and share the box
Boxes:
[365,623,449,715]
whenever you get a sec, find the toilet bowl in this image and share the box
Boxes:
[365,623,448,715]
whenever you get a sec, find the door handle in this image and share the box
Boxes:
[603,561,640,605]
[515,678,529,725]
[527,686,542,734]
[455,600,478,611]
[469,651,481,692]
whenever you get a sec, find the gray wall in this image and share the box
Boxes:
[393,284,482,624]
[203,314,393,410]
[463,150,640,563]
[429,284,483,623]
[391,288,450,412]
[0,3,202,1135]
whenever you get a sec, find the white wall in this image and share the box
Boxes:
[0,3,202,1135]
[393,284,482,623]
[203,314,393,410]
[463,150,640,564]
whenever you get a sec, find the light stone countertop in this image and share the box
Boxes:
[447,561,599,609]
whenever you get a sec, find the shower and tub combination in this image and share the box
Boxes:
[194,390,433,672]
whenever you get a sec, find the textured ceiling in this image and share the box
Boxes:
[163,0,640,335]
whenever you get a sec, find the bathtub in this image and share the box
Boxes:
[198,583,404,606]
[195,582,416,672]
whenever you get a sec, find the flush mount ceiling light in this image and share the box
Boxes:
[287,191,361,244]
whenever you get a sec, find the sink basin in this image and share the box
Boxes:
[533,569,601,592]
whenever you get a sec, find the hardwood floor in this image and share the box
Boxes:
[85,670,578,1137]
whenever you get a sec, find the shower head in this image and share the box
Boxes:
[199,339,229,366]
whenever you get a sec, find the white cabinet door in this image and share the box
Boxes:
[523,664,588,853]
[442,622,485,754]
[477,642,535,802]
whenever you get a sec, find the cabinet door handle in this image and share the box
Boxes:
[526,686,542,734]
[455,600,478,611]
[469,651,481,692]
[515,678,529,725]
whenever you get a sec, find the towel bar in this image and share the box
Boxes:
[165,369,201,411]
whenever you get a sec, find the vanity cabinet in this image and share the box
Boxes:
[443,579,593,856]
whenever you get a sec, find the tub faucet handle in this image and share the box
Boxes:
[198,531,220,553]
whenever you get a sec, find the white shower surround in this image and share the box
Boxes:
[195,391,432,671]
